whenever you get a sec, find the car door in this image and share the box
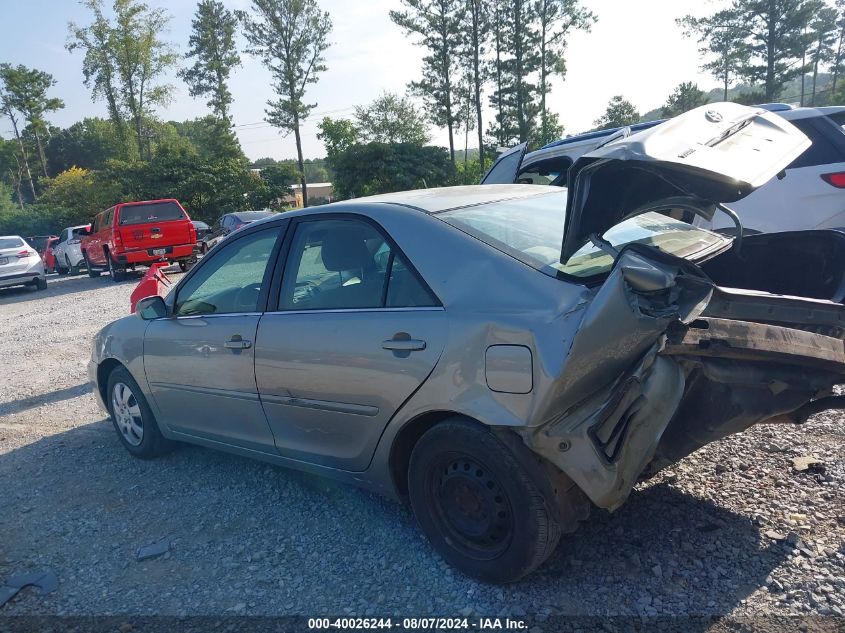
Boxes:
[480,142,528,184]
[254,215,447,471]
[53,229,69,263]
[143,224,286,451]
[86,213,105,266]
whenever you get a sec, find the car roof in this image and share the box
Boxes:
[0,235,24,240]
[338,184,560,214]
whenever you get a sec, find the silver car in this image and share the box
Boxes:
[0,235,46,291]
[89,103,845,582]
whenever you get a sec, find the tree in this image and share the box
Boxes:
[0,65,64,179]
[239,0,333,208]
[593,95,639,130]
[661,82,708,117]
[0,67,36,199]
[831,0,845,97]
[531,110,563,147]
[331,143,455,199]
[317,117,359,159]
[68,0,178,161]
[166,116,245,161]
[46,118,124,173]
[390,0,464,164]
[535,0,595,144]
[461,0,489,169]
[488,0,541,144]
[180,0,241,122]
[489,0,507,146]
[807,6,837,105]
[353,92,431,145]
[678,9,749,101]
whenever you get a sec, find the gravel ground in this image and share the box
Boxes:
[0,271,843,621]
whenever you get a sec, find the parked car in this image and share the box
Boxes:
[81,199,198,282]
[486,104,845,235]
[0,235,46,291]
[192,220,213,253]
[25,235,58,257]
[89,103,845,583]
[53,225,90,275]
[42,236,60,273]
[206,210,276,250]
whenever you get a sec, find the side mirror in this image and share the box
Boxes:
[135,295,168,320]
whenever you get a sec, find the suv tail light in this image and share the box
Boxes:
[821,172,845,188]
[16,249,34,258]
[114,229,123,246]
[188,223,197,242]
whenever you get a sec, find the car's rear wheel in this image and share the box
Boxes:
[56,260,68,275]
[84,253,100,278]
[107,255,126,282]
[34,277,47,291]
[408,418,562,583]
[178,259,195,273]
[106,366,172,459]
[67,255,79,275]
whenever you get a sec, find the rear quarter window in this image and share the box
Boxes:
[788,117,845,169]
[118,201,186,226]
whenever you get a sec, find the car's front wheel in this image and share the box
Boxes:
[67,255,79,275]
[106,366,172,459]
[408,418,563,583]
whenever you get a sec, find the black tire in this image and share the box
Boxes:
[56,262,68,275]
[67,255,80,275]
[107,255,126,282]
[84,253,101,278]
[106,365,173,459]
[34,277,47,291]
[408,418,562,583]
[178,259,195,273]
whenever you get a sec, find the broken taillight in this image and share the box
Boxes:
[820,172,845,188]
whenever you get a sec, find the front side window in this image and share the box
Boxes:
[279,218,437,310]
[174,228,279,316]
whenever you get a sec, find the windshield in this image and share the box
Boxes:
[438,191,730,279]
[119,201,186,226]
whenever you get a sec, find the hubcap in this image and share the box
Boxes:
[432,456,513,559]
[111,382,143,446]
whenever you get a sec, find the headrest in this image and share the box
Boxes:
[320,227,374,272]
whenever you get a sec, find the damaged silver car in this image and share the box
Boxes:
[89,102,845,583]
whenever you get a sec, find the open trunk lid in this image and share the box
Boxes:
[560,102,811,262]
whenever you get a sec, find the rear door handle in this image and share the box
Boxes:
[382,338,426,352]
[224,335,252,349]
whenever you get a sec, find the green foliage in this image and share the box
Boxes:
[390,0,465,161]
[164,116,245,161]
[238,0,332,207]
[531,110,564,147]
[450,158,484,185]
[317,117,360,159]
[331,143,455,199]
[661,82,708,118]
[593,95,640,130]
[46,118,124,173]
[68,0,178,160]
[354,92,431,145]
[180,0,241,122]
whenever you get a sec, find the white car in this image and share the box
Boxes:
[0,235,47,291]
[486,105,845,235]
[53,224,90,275]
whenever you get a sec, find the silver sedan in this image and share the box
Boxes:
[90,103,845,582]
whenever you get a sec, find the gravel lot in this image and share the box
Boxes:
[0,271,843,621]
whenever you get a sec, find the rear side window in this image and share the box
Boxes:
[788,118,845,169]
[118,201,186,226]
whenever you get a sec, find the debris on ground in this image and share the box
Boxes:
[136,539,170,562]
[0,569,58,608]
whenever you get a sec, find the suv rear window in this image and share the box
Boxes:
[118,201,186,226]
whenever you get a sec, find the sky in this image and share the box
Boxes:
[0,0,725,161]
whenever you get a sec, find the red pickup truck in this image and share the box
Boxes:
[81,199,198,281]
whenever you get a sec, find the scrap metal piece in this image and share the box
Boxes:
[136,539,170,561]
[0,569,58,608]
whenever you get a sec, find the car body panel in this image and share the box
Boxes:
[53,225,90,270]
[0,236,45,288]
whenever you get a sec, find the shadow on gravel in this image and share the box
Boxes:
[0,418,790,617]
[0,384,91,418]
[0,275,130,304]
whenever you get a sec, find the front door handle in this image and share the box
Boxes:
[382,337,426,352]
[224,335,252,349]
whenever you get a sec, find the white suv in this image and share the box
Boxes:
[53,224,90,275]
[484,105,845,235]
[0,235,47,291]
